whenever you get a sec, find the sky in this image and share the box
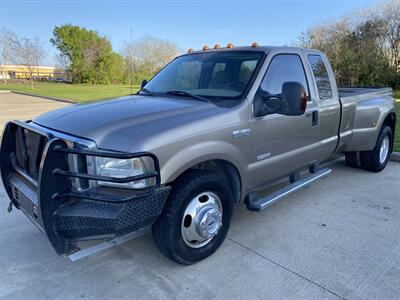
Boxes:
[0,0,379,66]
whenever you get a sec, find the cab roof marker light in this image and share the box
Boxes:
[251,42,259,48]
[214,44,221,49]
[226,43,234,49]
[202,45,209,50]
[187,48,194,53]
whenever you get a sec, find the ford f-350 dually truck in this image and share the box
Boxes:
[0,45,396,264]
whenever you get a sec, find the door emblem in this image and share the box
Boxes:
[257,152,271,161]
[232,128,252,138]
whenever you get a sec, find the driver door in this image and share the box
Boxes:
[251,53,320,189]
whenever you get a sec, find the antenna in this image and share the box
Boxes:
[130,25,133,95]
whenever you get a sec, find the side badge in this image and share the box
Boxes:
[257,152,271,161]
[232,128,252,139]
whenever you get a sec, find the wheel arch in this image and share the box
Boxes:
[163,158,244,203]
[382,111,396,152]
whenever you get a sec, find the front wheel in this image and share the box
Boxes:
[360,126,393,172]
[152,170,233,265]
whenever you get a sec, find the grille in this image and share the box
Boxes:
[15,127,47,180]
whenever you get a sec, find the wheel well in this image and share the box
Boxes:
[383,112,396,151]
[175,160,242,203]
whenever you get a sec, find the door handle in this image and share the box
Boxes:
[312,110,318,126]
[305,111,318,126]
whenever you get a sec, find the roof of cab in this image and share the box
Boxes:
[181,45,323,56]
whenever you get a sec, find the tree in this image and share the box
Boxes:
[298,1,399,89]
[12,37,46,89]
[0,29,46,88]
[121,35,181,83]
[50,24,125,84]
[55,53,70,81]
[0,28,18,83]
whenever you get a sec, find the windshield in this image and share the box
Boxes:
[143,51,264,100]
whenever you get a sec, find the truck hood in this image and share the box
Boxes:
[34,95,228,152]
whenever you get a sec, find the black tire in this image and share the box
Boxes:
[360,126,393,172]
[345,151,360,168]
[152,169,234,265]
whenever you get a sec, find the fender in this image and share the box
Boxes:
[158,140,250,200]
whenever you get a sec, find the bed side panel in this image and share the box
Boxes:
[342,93,395,152]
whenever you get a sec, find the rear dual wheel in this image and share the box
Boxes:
[360,126,392,172]
[345,126,393,172]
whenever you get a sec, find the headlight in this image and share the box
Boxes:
[94,157,149,189]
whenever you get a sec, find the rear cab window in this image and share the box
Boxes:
[308,55,333,100]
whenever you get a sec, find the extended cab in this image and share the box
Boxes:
[0,45,396,264]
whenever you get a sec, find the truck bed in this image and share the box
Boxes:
[338,87,392,99]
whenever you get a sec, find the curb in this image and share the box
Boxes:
[390,152,400,163]
[0,90,11,93]
[11,91,75,104]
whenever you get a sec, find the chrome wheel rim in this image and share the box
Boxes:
[379,135,390,164]
[181,191,223,248]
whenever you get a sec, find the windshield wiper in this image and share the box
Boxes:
[137,88,155,96]
[165,90,211,103]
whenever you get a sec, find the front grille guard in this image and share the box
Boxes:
[1,120,163,255]
[4,120,161,200]
[52,146,161,202]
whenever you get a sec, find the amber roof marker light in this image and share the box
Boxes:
[202,45,209,50]
[187,48,194,53]
[226,43,234,48]
[251,42,259,47]
[214,44,221,49]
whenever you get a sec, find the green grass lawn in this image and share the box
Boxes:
[0,82,139,102]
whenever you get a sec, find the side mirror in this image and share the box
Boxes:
[281,81,307,116]
[254,81,307,117]
[141,79,148,89]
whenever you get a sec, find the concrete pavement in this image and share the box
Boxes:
[0,91,67,133]
[1,161,399,299]
[0,92,399,299]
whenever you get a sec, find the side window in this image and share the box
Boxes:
[308,55,333,100]
[261,54,309,96]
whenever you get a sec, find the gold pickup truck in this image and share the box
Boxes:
[1,45,396,264]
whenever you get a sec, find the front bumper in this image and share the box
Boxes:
[1,120,170,256]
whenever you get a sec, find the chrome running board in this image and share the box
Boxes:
[247,167,332,212]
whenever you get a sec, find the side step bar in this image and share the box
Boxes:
[247,167,332,212]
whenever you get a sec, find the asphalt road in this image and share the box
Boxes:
[0,92,399,299]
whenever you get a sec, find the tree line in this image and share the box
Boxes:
[299,0,400,89]
[51,25,180,84]
[1,0,399,88]
[0,25,180,86]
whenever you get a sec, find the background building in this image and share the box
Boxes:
[0,64,56,80]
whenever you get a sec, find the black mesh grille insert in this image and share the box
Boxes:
[14,127,46,180]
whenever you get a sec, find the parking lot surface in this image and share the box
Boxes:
[0,92,399,299]
[0,91,67,133]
